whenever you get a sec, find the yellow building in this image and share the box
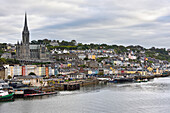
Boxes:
[125,70,136,74]
[92,55,96,60]
[68,63,72,67]
[88,70,92,75]
[147,67,153,72]
[137,70,147,75]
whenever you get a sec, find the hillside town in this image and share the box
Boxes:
[0,13,170,101]
[0,43,170,86]
[0,43,170,79]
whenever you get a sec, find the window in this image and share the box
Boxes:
[41,47,45,53]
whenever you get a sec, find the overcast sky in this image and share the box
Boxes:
[0,0,170,48]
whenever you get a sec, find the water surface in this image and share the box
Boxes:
[1,77,170,113]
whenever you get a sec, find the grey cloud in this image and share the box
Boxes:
[0,0,170,48]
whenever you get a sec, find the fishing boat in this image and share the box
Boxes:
[0,87,14,102]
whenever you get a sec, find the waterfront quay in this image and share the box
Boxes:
[0,77,100,100]
[0,71,169,102]
[48,79,99,91]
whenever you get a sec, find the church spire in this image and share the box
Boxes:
[22,12,30,44]
[23,12,28,32]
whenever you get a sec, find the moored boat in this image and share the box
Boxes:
[134,79,148,83]
[24,91,58,97]
[14,88,58,97]
[14,88,40,97]
[0,87,14,102]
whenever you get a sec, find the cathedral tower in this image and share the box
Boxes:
[22,13,29,44]
[21,13,30,59]
[16,13,51,62]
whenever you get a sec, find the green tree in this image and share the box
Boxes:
[7,75,12,79]
[98,72,104,75]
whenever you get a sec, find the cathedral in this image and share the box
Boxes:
[16,13,51,62]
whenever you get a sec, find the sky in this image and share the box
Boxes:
[0,0,170,49]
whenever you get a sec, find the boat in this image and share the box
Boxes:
[113,76,133,83]
[24,91,58,97]
[0,87,14,102]
[108,79,115,83]
[134,79,148,83]
[9,79,28,88]
[0,79,9,88]
[135,79,142,83]
[14,88,40,97]
[15,88,58,97]
[142,79,148,82]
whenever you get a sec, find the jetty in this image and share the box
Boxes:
[52,79,99,91]
[98,73,170,83]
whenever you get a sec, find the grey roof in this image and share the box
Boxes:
[0,79,5,83]
[30,44,46,50]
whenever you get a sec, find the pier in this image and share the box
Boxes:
[52,79,99,91]
[97,73,170,84]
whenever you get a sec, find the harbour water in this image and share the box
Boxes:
[1,77,170,113]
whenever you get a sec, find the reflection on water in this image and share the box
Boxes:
[22,94,58,100]
[1,77,170,113]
